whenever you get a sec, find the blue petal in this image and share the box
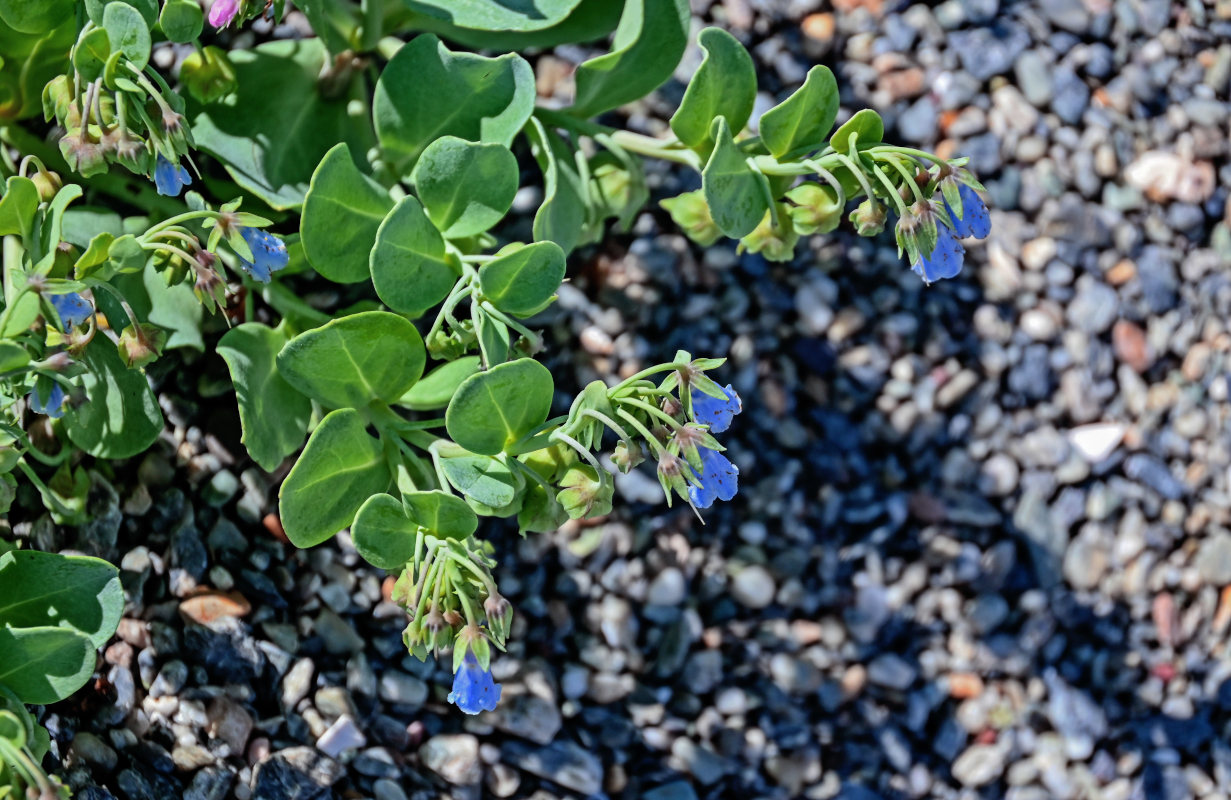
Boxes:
[29,383,66,418]
[947,183,990,240]
[691,383,742,433]
[447,652,502,715]
[688,446,739,508]
[154,155,191,197]
[911,225,965,283]
[50,292,92,328]
[237,227,290,283]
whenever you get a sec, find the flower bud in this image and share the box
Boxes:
[181,46,239,104]
[555,465,613,520]
[117,323,166,369]
[739,205,798,262]
[31,170,62,203]
[660,189,723,247]
[786,183,842,235]
[612,439,644,473]
[850,198,886,237]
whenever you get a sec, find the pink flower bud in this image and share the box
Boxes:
[209,0,240,28]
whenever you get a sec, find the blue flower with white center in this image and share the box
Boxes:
[687,445,739,509]
[943,182,991,240]
[154,155,192,197]
[691,383,741,434]
[911,223,966,284]
[50,292,92,328]
[448,651,501,715]
[236,227,289,283]
[28,383,66,418]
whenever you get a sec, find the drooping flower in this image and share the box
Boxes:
[50,292,92,328]
[236,227,289,283]
[448,651,501,715]
[209,0,240,28]
[154,155,192,197]
[687,445,739,509]
[28,383,66,418]
[941,180,991,240]
[691,383,742,434]
[911,223,965,284]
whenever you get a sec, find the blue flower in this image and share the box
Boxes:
[448,651,501,715]
[943,182,990,240]
[154,155,192,197]
[911,223,966,283]
[687,445,739,509]
[237,227,289,283]
[28,383,66,418]
[50,292,92,328]
[691,383,741,433]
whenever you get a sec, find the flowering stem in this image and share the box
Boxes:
[450,550,498,599]
[451,567,480,627]
[878,154,925,204]
[615,408,665,456]
[868,162,909,218]
[580,409,632,445]
[609,363,680,396]
[617,396,683,431]
[549,429,603,474]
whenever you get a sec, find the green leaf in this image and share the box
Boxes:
[0,0,75,34]
[403,0,620,51]
[369,196,458,318]
[111,268,204,351]
[218,323,312,472]
[279,408,390,548]
[0,627,94,705]
[475,311,509,365]
[411,137,518,238]
[302,143,393,284]
[440,452,518,508]
[191,38,374,210]
[63,337,163,460]
[830,108,884,154]
[295,0,359,56]
[478,241,566,317]
[72,27,112,83]
[158,0,204,44]
[277,311,426,409]
[0,176,38,239]
[86,0,157,27]
[398,356,480,411]
[760,65,839,160]
[702,117,771,239]
[404,490,477,539]
[669,27,757,155]
[373,34,534,177]
[0,550,122,648]
[569,0,689,117]
[403,0,582,32]
[0,342,29,373]
[446,358,554,455]
[517,479,568,534]
[526,117,586,255]
[102,2,151,71]
[351,494,417,570]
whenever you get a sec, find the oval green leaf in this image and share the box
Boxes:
[277,311,426,409]
[218,323,312,472]
[0,551,122,648]
[526,117,586,255]
[63,337,163,459]
[669,27,757,155]
[445,358,554,455]
[702,117,771,239]
[830,108,884,154]
[158,0,203,43]
[373,34,535,177]
[279,408,390,548]
[440,452,518,508]
[0,627,94,705]
[760,64,839,160]
[569,0,689,117]
[72,27,112,82]
[302,143,394,284]
[478,241,566,317]
[411,136,518,238]
[102,2,151,71]
[404,490,478,540]
[398,356,481,411]
[351,494,418,570]
[369,196,458,318]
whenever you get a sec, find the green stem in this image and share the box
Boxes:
[831,152,877,204]
[617,395,683,431]
[580,408,632,445]
[549,430,603,473]
[260,280,332,326]
[615,408,664,455]
[868,162,909,218]
[878,154,925,204]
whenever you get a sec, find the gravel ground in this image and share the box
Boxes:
[10,0,1231,799]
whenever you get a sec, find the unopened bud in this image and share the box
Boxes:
[850,198,886,236]
[556,465,613,520]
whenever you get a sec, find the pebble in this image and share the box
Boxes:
[316,715,366,758]
[421,734,482,786]
[730,565,775,609]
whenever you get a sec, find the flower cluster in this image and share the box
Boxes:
[894,166,991,284]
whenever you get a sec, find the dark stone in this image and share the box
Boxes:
[171,523,208,581]
[182,620,266,684]
[950,23,1030,81]
[1124,454,1185,500]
